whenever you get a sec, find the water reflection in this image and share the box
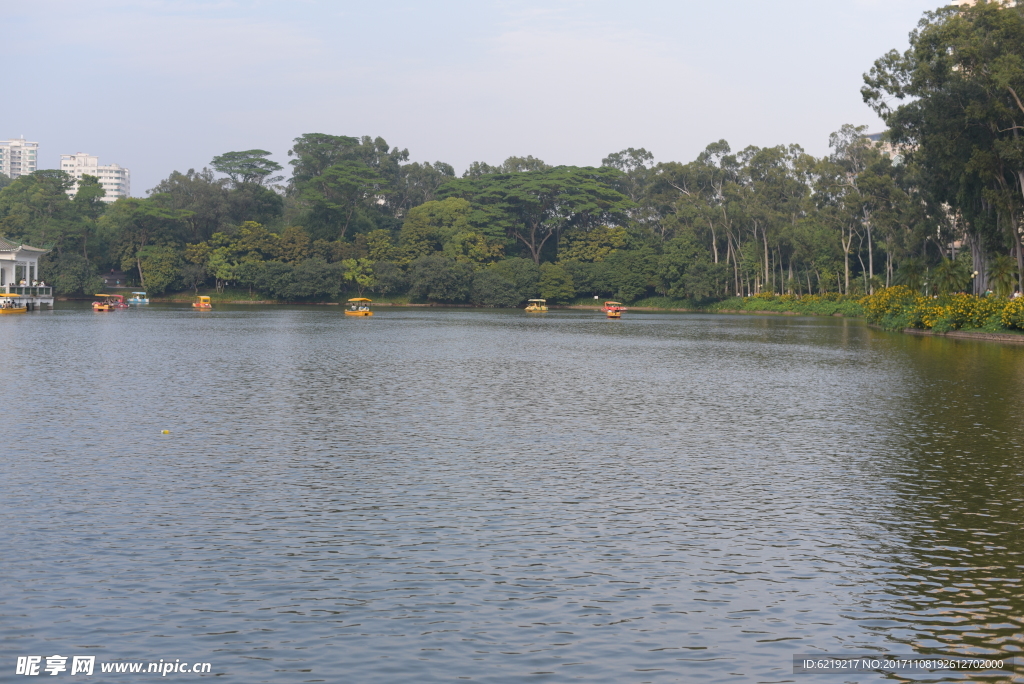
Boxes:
[1,306,1022,683]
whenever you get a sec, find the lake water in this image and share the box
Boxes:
[2,304,1023,683]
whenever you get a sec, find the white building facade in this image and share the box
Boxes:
[60,153,131,202]
[0,138,39,179]
[0,236,53,308]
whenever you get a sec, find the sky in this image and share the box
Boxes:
[7,0,947,195]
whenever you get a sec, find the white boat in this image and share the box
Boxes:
[128,291,149,304]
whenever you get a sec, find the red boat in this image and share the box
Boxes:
[93,293,129,311]
[602,301,625,318]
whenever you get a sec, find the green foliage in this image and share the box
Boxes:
[440,166,633,263]
[988,255,1017,298]
[932,258,971,295]
[408,255,473,302]
[399,197,502,265]
[864,286,1022,332]
[39,252,103,295]
[538,263,575,302]
[298,160,387,241]
[210,150,283,187]
[135,245,182,294]
[341,257,375,296]
[711,293,864,317]
[471,270,521,307]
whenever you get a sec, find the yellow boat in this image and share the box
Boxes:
[345,297,373,316]
[603,301,625,318]
[192,295,212,309]
[93,293,128,311]
[0,294,27,314]
[524,298,548,313]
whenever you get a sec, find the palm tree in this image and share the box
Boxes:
[894,257,925,292]
[933,258,970,294]
[987,255,1017,298]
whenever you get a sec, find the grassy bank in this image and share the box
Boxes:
[705,293,864,317]
[563,293,864,315]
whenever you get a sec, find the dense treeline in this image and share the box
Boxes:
[2,4,1023,306]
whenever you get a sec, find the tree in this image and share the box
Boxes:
[863,2,1024,290]
[462,156,550,177]
[440,166,632,263]
[210,150,283,187]
[341,257,375,296]
[298,161,387,241]
[988,254,1017,296]
[399,197,503,265]
[390,161,456,217]
[0,170,78,253]
[471,258,539,306]
[100,198,192,289]
[602,147,655,205]
[135,245,182,294]
[408,255,473,302]
[933,257,972,294]
[148,168,230,242]
[538,263,575,302]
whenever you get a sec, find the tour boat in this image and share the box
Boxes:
[345,298,373,316]
[193,296,212,309]
[603,301,625,318]
[525,298,548,313]
[93,294,128,311]
[128,291,149,304]
[0,295,27,314]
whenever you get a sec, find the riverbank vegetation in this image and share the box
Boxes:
[2,4,1023,310]
[862,286,1024,333]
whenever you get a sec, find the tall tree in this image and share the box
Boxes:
[863,1,1024,290]
[440,167,632,264]
[210,150,284,187]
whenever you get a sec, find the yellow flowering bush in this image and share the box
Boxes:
[1001,297,1024,330]
[861,286,918,325]
[864,286,1012,332]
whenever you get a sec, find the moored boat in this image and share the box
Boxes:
[128,291,149,304]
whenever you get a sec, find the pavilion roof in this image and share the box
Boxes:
[0,236,48,253]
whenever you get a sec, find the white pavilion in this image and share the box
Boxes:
[0,236,53,309]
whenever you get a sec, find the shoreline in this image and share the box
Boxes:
[53,297,1024,345]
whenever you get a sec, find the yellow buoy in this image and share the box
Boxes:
[162,430,170,434]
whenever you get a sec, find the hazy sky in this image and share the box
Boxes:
[9,0,945,194]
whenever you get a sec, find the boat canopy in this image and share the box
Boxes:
[528,299,546,303]
[348,298,372,302]
[605,301,623,306]
[132,291,147,295]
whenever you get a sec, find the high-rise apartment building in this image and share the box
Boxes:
[60,153,131,202]
[0,138,39,179]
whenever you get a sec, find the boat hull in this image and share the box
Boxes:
[0,307,27,314]
[345,310,373,316]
